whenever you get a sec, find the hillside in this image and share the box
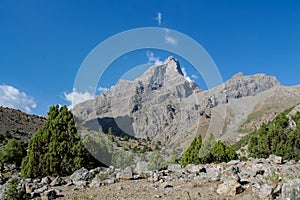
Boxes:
[0,107,45,141]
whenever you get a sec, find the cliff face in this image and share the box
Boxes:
[72,57,300,146]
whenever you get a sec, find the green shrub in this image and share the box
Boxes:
[0,138,27,169]
[248,110,300,161]
[181,134,202,166]
[181,133,237,165]
[21,105,101,178]
[3,177,28,200]
[205,141,238,163]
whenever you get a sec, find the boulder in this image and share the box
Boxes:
[116,166,133,180]
[206,167,221,181]
[258,184,273,199]
[167,164,182,172]
[281,178,300,200]
[70,167,94,185]
[41,177,51,185]
[269,154,283,164]
[50,176,64,187]
[216,180,242,196]
[135,161,149,174]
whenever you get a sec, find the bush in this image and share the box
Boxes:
[248,110,300,161]
[181,133,237,165]
[3,177,28,200]
[205,141,237,163]
[148,150,167,171]
[0,138,27,169]
[21,105,101,178]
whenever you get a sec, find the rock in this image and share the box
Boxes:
[116,166,133,180]
[50,176,64,186]
[106,166,115,175]
[74,180,88,187]
[221,166,240,182]
[89,177,102,187]
[167,164,182,172]
[116,186,123,190]
[41,189,57,200]
[257,184,273,199]
[41,177,51,185]
[269,154,283,164]
[281,178,300,200]
[216,180,242,196]
[34,185,48,194]
[185,164,205,173]
[89,167,102,175]
[135,161,149,174]
[148,172,160,182]
[281,165,300,178]
[160,182,173,189]
[25,183,33,193]
[207,167,221,181]
[70,167,94,185]
[103,178,116,185]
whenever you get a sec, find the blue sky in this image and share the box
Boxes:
[0,0,299,115]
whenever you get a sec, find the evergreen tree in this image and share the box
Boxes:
[181,134,202,166]
[248,110,300,161]
[21,105,100,178]
[0,138,27,169]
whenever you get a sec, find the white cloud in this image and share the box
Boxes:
[181,67,188,77]
[0,84,36,113]
[191,74,198,79]
[164,29,178,46]
[146,51,163,65]
[181,67,194,82]
[155,12,162,26]
[165,35,178,46]
[64,89,95,109]
[97,86,108,92]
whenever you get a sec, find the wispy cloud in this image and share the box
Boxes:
[164,29,178,46]
[155,12,162,26]
[0,84,36,113]
[97,86,108,93]
[64,89,95,109]
[181,67,197,83]
[146,51,163,65]
[191,74,198,79]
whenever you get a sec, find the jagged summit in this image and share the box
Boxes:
[72,57,296,147]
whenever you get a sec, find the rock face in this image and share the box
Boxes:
[72,56,299,146]
[73,57,201,142]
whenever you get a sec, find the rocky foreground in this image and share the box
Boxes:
[1,154,300,200]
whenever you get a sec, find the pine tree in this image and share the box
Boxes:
[21,105,100,178]
[181,134,202,166]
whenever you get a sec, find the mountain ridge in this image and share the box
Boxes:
[72,57,300,151]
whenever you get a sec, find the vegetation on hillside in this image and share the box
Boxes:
[181,133,237,166]
[247,110,300,161]
[21,105,101,178]
[0,138,27,170]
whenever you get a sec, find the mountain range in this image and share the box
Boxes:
[72,56,300,151]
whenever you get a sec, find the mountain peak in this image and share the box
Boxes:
[160,56,183,76]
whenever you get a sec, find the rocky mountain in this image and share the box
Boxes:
[0,107,45,141]
[73,57,300,150]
